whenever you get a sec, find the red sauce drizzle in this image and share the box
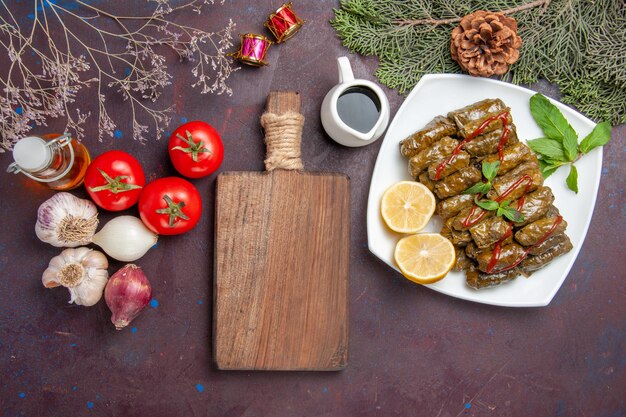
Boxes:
[495,174,533,204]
[435,110,510,180]
[486,223,513,272]
[461,201,486,228]
[497,115,511,163]
[487,216,564,274]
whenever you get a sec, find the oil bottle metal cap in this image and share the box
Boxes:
[12,136,52,172]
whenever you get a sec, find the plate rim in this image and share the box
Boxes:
[366,73,602,307]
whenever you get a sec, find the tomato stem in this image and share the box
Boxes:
[170,130,212,162]
[89,168,143,194]
[155,194,189,227]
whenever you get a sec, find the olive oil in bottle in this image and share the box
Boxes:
[7,133,91,190]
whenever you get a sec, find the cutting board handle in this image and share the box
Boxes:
[261,91,305,171]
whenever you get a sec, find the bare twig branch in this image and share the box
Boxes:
[0,0,237,151]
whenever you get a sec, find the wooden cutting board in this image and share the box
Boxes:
[213,91,350,371]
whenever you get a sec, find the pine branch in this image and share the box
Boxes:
[331,0,626,125]
[393,0,551,26]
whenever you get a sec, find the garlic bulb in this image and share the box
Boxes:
[92,216,158,262]
[36,192,99,247]
[42,247,109,306]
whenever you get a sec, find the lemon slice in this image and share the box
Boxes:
[394,233,455,284]
[381,181,436,233]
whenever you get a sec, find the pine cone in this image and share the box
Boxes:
[450,10,522,77]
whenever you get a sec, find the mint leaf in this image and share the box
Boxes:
[482,161,500,181]
[529,94,579,152]
[579,121,611,154]
[527,138,567,161]
[500,207,525,223]
[562,129,579,161]
[566,164,578,193]
[464,181,491,195]
[474,197,498,211]
[538,159,561,179]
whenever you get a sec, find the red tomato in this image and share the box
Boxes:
[138,177,202,235]
[168,121,224,178]
[84,150,145,211]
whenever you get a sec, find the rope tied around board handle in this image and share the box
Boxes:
[261,111,305,171]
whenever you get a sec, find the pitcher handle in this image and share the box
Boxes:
[337,56,354,84]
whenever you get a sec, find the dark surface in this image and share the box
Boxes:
[1,1,624,416]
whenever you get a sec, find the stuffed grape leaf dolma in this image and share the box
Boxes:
[465,242,484,260]
[408,136,458,178]
[400,116,458,158]
[515,216,568,246]
[528,233,570,256]
[450,203,495,231]
[441,219,473,247]
[453,248,474,271]
[476,243,526,273]
[512,186,554,227]
[418,172,436,192]
[482,142,532,175]
[487,158,544,201]
[447,98,512,137]
[437,193,474,220]
[466,267,521,289]
[398,99,575,291]
[469,216,511,249]
[520,238,573,272]
[427,150,471,180]
[464,127,520,156]
[434,165,482,199]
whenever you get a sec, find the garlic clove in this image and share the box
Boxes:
[42,268,62,288]
[64,246,92,264]
[68,270,109,306]
[82,249,109,270]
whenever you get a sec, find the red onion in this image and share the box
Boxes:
[105,264,152,330]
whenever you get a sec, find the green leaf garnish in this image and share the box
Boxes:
[474,197,524,223]
[529,93,612,193]
[482,161,500,181]
[474,196,499,211]
[464,160,500,195]
[579,121,611,154]
[529,94,578,150]
[500,206,525,223]
[566,164,578,193]
[527,138,567,161]
[464,182,491,195]
[538,159,561,179]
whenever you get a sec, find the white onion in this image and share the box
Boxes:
[92,216,157,262]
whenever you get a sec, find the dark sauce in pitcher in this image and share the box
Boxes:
[337,86,381,133]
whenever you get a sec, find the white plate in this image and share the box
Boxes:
[367,74,602,307]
